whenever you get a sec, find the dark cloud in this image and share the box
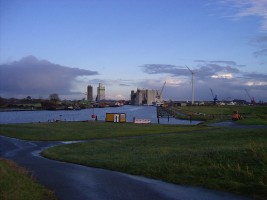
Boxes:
[245,72,267,79]
[198,64,240,78]
[140,63,241,79]
[194,60,237,66]
[140,64,188,76]
[139,62,267,101]
[0,56,98,98]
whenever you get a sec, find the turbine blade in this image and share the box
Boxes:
[185,65,193,74]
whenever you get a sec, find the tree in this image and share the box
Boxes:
[49,93,60,102]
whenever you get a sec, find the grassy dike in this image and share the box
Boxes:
[0,158,56,200]
[0,121,210,141]
[42,127,267,199]
[168,105,267,124]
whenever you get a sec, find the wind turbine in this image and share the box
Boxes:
[185,65,195,105]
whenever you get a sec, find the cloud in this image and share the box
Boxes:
[245,81,267,86]
[140,62,241,79]
[244,72,267,83]
[140,62,267,101]
[194,60,237,66]
[218,0,267,31]
[254,48,267,57]
[251,35,267,64]
[211,73,233,79]
[0,56,99,99]
[140,64,188,76]
[252,35,267,43]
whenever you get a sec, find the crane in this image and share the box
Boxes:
[155,81,166,106]
[245,89,255,105]
[210,88,218,104]
[159,81,166,97]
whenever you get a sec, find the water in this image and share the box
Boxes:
[0,105,201,125]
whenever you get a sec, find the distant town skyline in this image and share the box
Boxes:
[0,1,267,102]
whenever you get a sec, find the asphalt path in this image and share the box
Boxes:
[0,135,250,200]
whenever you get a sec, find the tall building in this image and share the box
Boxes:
[87,85,93,101]
[131,88,159,105]
[97,83,105,101]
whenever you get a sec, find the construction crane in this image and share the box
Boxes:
[160,81,166,97]
[210,88,218,105]
[245,89,255,105]
[155,81,166,106]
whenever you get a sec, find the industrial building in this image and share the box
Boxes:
[131,89,160,105]
[87,85,93,101]
[96,83,105,101]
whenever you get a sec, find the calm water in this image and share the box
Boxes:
[0,105,201,125]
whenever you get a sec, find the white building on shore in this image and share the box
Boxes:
[131,89,160,105]
[96,83,105,101]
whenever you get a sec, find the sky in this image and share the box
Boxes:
[0,0,267,102]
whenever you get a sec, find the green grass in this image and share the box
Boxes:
[168,105,267,124]
[236,118,267,126]
[179,105,267,115]
[0,121,210,141]
[0,158,56,200]
[43,128,267,199]
[1,121,266,198]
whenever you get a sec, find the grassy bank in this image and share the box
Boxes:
[167,105,267,123]
[0,121,210,141]
[43,128,267,199]
[0,158,56,200]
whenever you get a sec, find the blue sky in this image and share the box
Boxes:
[0,0,267,102]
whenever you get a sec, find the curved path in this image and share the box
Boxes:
[0,135,250,200]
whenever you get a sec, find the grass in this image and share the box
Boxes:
[178,105,267,115]
[1,120,266,199]
[43,128,267,199]
[0,158,56,200]
[0,121,211,141]
[236,118,267,126]
[168,105,267,124]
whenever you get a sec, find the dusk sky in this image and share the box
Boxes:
[0,0,267,101]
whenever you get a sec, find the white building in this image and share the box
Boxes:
[131,89,159,105]
[96,83,105,101]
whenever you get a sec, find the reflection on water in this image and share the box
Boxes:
[0,105,201,125]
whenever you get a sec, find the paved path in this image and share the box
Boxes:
[0,135,250,200]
